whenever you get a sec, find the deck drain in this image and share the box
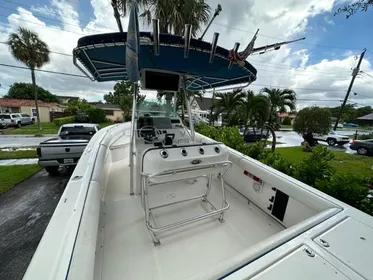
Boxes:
[72,175,83,180]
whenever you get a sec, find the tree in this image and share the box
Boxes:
[66,99,93,115]
[104,81,145,120]
[328,104,372,122]
[7,27,50,130]
[293,107,331,146]
[260,87,296,127]
[176,89,202,123]
[356,106,372,118]
[239,91,269,134]
[118,0,211,36]
[282,116,292,125]
[5,82,59,102]
[214,90,246,126]
[334,0,373,18]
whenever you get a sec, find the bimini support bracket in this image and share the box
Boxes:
[73,54,95,81]
[152,19,160,56]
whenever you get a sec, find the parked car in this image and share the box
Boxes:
[331,122,344,128]
[15,113,35,125]
[243,129,269,143]
[314,130,350,146]
[75,112,90,123]
[350,139,373,156]
[0,113,22,128]
[344,122,359,127]
[37,123,100,175]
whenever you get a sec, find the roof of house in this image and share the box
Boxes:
[56,95,79,100]
[95,103,122,110]
[277,112,296,118]
[0,98,58,108]
[357,113,373,121]
[195,97,213,111]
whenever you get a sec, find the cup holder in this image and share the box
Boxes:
[214,146,220,153]
[180,148,188,156]
[198,147,205,155]
[160,149,168,158]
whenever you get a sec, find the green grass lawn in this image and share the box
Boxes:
[276,146,373,178]
[0,149,37,160]
[0,164,43,195]
[280,125,293,129]
[4,122,60,135]
[4,122,115,135]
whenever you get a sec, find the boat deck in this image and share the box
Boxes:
[97,159,284,280]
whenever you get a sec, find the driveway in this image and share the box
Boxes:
[0,169,70,280]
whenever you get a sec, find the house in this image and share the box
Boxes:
[0,98,64,122]
[190,97,223,125]
[277,112,296,124]
[95,103,124,122]
[56,95,79,104]
[357,113,373,126]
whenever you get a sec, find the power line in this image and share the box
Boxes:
[0,4,116,34]
[212,21,362,51]
[3,0,115,31]
[0,14,87,36]
[251,83,342,91]
[0,63,88,78]
[0,41,72,56]
[2,0,369,52]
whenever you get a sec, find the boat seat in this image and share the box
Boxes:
[141,142,232,245]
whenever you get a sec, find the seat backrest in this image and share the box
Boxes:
[142,143,229,175]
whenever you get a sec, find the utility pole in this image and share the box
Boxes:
[334,48,366,131]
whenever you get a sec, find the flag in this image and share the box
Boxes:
[126,2,140,82]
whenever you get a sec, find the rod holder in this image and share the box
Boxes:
[184,24,192,58]
[209,32,219,63]
[152,19,160,56]
[228,42,240,69]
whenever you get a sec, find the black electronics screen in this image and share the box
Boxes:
[153,117,172,129]
[145,71,180,91]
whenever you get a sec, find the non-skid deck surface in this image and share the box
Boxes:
[98,160,284,280]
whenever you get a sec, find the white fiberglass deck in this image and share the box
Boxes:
[98,158,284,280]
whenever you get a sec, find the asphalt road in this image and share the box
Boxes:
[0,169,70,280]
[0,135,55,148]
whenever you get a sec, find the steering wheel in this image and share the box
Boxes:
[138,125,161,143]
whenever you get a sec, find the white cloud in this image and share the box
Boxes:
[0,0,372,110]
[324,16,335,25]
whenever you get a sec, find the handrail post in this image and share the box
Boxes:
[129,83,137,195]
[184,76,195,142]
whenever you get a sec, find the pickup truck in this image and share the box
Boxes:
[37,123,100,175]
[314,130,350,146]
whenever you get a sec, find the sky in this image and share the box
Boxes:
[0,0,373,110]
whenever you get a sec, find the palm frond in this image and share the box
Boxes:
[7,27,50,69]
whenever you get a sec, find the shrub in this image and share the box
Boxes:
[282,116,292,126]
[261,152,295,176]
[86,108,107,123]
[53,116,74,127]
[294,145,334,186]
[358,133,373,140]
[316,174,372,214]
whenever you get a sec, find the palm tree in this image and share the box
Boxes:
[118,0,211,36]
[7,27,50,130]
[214,90,246,126]
[239,91,269,135]
[260,87,296,127]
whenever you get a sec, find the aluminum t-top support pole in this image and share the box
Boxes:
[129,83,137,195]
[183,76,195,142]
